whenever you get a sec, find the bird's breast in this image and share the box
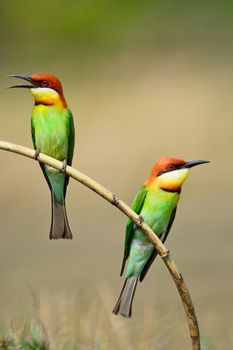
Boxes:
[31,106,69,161]
[139,188,179,238]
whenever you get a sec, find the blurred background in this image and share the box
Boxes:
[0,0,232,349]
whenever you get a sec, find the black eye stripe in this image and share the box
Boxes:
[31,80,48,88]
[158,165,181,176]
[32,79,59,93]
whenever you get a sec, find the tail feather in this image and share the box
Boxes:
[112,276,138,317]
[50,192,73,240]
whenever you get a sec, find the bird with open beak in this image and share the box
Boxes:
[8,73,75,239]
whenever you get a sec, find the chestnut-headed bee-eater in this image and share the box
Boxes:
[113,156,209,317]
[9,73,75,239]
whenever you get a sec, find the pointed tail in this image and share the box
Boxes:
[50,192,73,239]
[112,276,138,317]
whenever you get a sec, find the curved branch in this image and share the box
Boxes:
[0,140,200,350]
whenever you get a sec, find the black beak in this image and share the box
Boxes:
[181,160,210,169]
[7,74,34,89]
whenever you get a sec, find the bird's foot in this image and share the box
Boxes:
[133,215,144,230]
[34,150,40,160]
[161,249,170,258]
[61,159,67,173]
[138,215,144,225]
[113,194,120,206]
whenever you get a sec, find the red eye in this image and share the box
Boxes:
[168,164,175,170]
[41,80,49,87]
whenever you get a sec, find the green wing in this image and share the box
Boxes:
[139,207,177,282]
[66,108,75,167]
[31,121,36,150]
[120,185,148,275]
[64,109,75,192]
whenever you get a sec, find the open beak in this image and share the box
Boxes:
[181,160,210,169]
[7,74,34,89]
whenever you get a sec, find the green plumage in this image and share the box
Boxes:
[113,184,179,317]
[124,185,179,278]
[31,105,75,239]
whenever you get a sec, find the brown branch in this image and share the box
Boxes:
[0,140,201,350]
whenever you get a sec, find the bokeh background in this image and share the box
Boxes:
[0,1,232,349]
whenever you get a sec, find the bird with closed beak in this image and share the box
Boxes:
[113,156,209,317]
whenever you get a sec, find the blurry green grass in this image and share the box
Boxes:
[0,325,49,350]
[0,288,214,350]
[1,0,233,65]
